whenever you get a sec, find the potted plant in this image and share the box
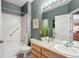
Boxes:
[40,19,49,41]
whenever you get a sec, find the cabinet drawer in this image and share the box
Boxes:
[41,55,47,58]
[32,53,37,58]
[32,49,41,58]
[32,43,41,53]
[42,48,66,58]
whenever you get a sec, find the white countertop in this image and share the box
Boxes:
[31,38,79,58]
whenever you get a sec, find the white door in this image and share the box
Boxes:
[55,14,73,41]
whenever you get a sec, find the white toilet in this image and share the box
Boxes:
[20,45,31,58]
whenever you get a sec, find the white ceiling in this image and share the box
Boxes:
[5,0,34,6]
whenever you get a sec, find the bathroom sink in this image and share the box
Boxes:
[73,41,79,47]
[54,44,79,56]
[62,41,79,48]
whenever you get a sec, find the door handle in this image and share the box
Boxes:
[0,40,4,44]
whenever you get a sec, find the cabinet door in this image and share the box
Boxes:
[31,53,37,58]
[32,43,42,58]
[32,49,41,58]
[42,48,66,58]
[32,43,41,53]
[55,14,73,41]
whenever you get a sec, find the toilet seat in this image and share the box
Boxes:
[20,45,31,58]
[20,45,31,54]
[22,46,31,51]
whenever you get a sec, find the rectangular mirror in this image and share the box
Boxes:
[41,0,79,41]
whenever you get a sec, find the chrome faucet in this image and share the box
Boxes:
[64,41,73,47]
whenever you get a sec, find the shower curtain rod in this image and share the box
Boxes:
[2,7,26,15]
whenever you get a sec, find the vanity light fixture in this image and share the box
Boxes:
[42,0,71,13]
[43,0,64,11]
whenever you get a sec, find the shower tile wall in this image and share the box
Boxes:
[2,13,21,57]
[1,0,28,57]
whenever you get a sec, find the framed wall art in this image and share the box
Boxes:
[33,18,39,29]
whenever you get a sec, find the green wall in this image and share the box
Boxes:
[2,0,21,16]
[31,0,42,40]
[68,0,79,12]
[2,0,28,16]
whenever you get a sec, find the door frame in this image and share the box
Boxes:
[55,14,73,41]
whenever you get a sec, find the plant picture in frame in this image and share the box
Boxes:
[33,18,39,29]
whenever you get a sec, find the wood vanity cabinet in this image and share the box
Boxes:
[31,43,42,58]
[31,43,66,58]
[42,48,66,58]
